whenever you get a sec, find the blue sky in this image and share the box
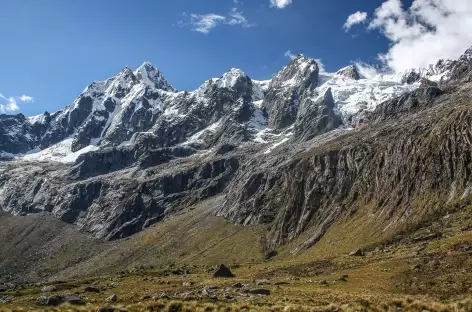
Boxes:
[3,0,456,117]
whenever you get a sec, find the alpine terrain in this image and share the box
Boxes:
[2,47,472,311]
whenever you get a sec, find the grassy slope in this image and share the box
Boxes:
[2,194,472,311]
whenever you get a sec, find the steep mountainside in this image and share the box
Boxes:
[1,46,472,264]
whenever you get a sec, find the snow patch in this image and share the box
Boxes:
[316,73,418,118]
[180,120,222,146]
[20,138,99,163]
[264,137,291,154]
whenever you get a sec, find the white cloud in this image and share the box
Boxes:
[354,61,383,79]
[343,11,368,31]
[314,58,326,74]
[0,93,34,114]
[19,95,34,102]
[270,0,292,9]
[189,13,226,34]
[179,6,254,34]
[366,0,472,72]
[284,50,296,59]
[228,8,254,28]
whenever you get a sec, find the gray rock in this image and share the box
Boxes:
[294,88,342,142]
[37,295,63,306]
[336,65,362,80]
[262,55,319,130]
[0,296,13,304]
[40,285,56,292]
[247,288,271,295]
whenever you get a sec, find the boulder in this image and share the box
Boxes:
[37,295,63,306]
[213,264,235,278]
[64,295,85,305]
[349,249,364,257]
[0,296,13,304]
[84,286,101,293]
[248,288,271,295]
[40,285,57,292]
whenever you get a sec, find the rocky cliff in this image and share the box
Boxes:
[1,47,472,253]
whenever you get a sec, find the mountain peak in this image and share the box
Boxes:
[119,66,135,76]
[270,54,319,90]
[216,68,249,89]
[336,64,362,80]
[134,61,175,92]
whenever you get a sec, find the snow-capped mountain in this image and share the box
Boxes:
[1,47,471,163]
[1,45,472,248]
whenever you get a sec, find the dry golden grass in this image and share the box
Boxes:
[4,187,472,312]
[2,298,472,312]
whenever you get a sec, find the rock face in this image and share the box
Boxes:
[336,65,361,80]
[0,152,240,239]
[400,48,472,85]
[294,88,342,142]
[262,55,319,130]
[2,46,472,255]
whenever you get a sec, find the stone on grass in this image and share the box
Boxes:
[248,288,271,295]
[40,285,57,293]
[349,248,364,256]
[213,264,235,278]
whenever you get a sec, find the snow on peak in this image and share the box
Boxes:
[316,67,418,119]
[217,68,248,89]
[335,65,362,80]
[252,79,270,102]
[135,61,175,92]
[272,55,319,89]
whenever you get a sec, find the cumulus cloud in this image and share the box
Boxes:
[343,11,368,31]
[270,0,292,9]
[179,6,254,34]
[367,0,472,72]
[0,93,34,114]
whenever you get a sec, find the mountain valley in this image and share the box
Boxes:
[2,47,472,311]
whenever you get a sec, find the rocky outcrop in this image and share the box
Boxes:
[294,88,342,142]
[351,86,444,127]
[0,114,38,154]
[336,65,361,80]
[219,83,472,249]
[0,154,239,240]
[2,46,472,255]
[262,55,319,130]
[401,71,422,85]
